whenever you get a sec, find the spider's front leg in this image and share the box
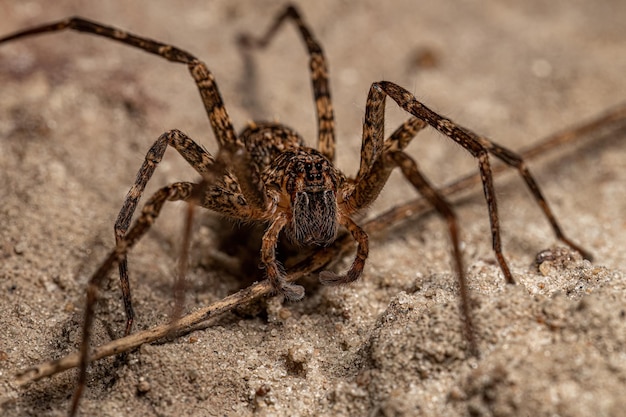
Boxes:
[114,129,216,335]
[317,215,369,285]
[320,85,428,287]
[260,213,306,301]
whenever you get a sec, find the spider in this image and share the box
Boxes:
[1,4,591,414]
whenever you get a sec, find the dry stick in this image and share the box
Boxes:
[14,102,626,386]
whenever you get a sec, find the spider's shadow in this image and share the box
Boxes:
[191,214,324,302]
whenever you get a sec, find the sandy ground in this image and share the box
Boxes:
[1,1,625,416]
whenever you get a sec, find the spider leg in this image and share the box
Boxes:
[354,80,511,282]
[72,181,197,416]
[114,129,215,335]
[0,17,240,149]
[261,213,306,301]
[388,151,477,355]
[480,141,593,260]
[239,5,336,161]
[113,126,279,335]
[318,215,369,286]
[374,81,592,278]
[320,89,425,286]
[74,167,264,415]
[343,85,428,213]
[1,19,257,332]
[354,113,476,349]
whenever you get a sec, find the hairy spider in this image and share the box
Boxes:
[1,4,591,414]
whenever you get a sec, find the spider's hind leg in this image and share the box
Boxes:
[238,5,336,161]
[388,150,477,355]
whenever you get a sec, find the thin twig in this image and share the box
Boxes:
[14,102,626,386]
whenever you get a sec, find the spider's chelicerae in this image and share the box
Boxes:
[1,4,591,414]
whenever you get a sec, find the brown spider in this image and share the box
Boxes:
[1,4,591,415]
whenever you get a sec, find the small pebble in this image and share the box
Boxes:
[137,379,151,394]
[14,242,27,255]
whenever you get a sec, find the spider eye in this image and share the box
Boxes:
[303,161,323,182]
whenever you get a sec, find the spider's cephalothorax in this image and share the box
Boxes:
[0,4,592,414]
[227,119,350,301]
[239,121,341,246]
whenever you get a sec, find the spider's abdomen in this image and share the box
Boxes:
[239,122,305,170]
